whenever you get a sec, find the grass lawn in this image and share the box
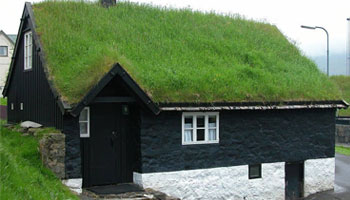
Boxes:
[33,1,340,104]
[330,76,350,116]
[335,146,350,156]
[0,97,6,106]
[0,122,78,200]
[336,146,350,156]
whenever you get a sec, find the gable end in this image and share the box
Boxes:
[2,2,67,114]
[70,63,160,117]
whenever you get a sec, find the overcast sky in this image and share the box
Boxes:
[1,0,349,57]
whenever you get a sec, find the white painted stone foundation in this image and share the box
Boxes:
[304,157,335,197]
[134,162,285,200]
[62,178,82,194]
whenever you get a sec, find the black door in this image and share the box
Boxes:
[88,103,122,186]
[285,162,304,200]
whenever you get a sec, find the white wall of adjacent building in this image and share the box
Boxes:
[0,32,14,96]
[134,157,335,200]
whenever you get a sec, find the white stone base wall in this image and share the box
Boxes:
[134,162,285,200]
[304,157,335,197]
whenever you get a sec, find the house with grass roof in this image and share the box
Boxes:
[2,1,349,199]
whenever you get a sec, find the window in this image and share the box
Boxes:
[182,112,219,145]
[20,103,23,110]
[249,164,262,179]
[79,107,90,138]
[11,103,14,110]
[0,46,8,57]
[24,31,32,70]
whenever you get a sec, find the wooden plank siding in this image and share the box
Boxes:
[6,14,63,129]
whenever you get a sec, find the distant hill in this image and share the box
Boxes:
[312,53,347,75]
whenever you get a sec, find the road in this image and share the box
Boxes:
[305,153,350,200]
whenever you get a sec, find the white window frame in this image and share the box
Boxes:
[24,31,33,70]
[79,107,90,138]
[182,112,219,145]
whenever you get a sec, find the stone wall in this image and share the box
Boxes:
[39,132,66,179]
[140,109,335,173]
[304,157,335,197]
[63,115,81,178]
[134,162,285,200]
[336,124,350,144]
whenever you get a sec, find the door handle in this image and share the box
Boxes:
[110,131,118,146]
[111,131,119,140]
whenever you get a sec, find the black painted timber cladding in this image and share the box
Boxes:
[139,108,336,173]
[6,14,63,129]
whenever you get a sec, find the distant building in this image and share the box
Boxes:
[0,30,16,96]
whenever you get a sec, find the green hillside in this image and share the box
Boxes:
[33,1,340,104]
[0,124,78,199]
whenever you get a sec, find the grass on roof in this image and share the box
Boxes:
[33,1,341,104]
[331,75,350,116]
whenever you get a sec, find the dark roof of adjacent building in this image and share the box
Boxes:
[7,34,17,44]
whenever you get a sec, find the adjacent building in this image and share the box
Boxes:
[0,30,16,96]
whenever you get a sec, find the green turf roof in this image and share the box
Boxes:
[330,76,350,116]
[32,1,341,104]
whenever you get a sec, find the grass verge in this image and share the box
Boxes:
[0,98,6,106]
[335,146,350,156]
[0,122,78,200]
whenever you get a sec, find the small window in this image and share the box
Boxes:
[0,46,8,57]
[249,164,262,179]
[24,31,33,70]
[11,103,14,110]
[20,103,23,110]
[79,107,90,138]
[182,112,219,145]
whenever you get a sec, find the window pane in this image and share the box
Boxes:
[184,116,193,128]
[249,165,261,179]
[29,55,32,68]
[184,130,193,142]
[197,129,205,141]
[79,109,88,121]
[197,116,205,128]
[209,129,216,140]
[0,46,7,56]
[29,33,32,44]
[209,115,216,128]
[80,122,88,134]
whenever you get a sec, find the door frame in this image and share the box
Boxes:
[285,161,304,199]
[81,102,138,188]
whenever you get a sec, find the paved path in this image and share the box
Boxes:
[305,153,350,200]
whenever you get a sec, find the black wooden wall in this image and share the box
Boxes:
[6,12,63,129]
[139,108,336,173]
